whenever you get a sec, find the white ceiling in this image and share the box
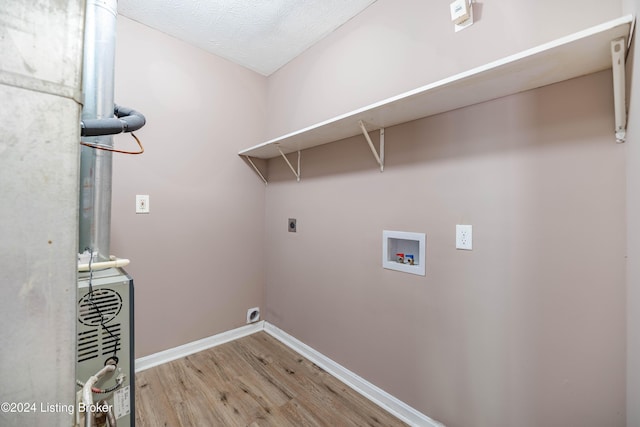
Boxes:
[117,0,377,76]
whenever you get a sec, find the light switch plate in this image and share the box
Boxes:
[136,195,149,214]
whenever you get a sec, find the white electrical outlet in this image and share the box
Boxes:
[456,224,472,250]
[136,195,149,214]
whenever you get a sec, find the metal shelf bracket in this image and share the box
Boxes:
[277,146,301,182]
[244,156,268,185]
[611,37,627,143]
[358,121,384,172]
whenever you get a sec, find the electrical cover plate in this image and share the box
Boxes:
[456,224,473,250]
[451,0,474,32]
[450,0,470,24]
[136,194,149,214]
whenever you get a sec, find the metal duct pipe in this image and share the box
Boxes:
[79,0,118,261]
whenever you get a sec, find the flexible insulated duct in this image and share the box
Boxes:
[81,104,146,137]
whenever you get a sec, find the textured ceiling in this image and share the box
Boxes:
[118,0,377,76]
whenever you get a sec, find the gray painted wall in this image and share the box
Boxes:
[264,1,627,426]
[0,1,84,426]
[111,16,268,358]
[265,71,626,427]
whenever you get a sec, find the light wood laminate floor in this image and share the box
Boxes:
[135,331,409,426]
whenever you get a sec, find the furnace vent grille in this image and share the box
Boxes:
[77,329,99,363]
[102,323,122,355]
[76,323,123,363]
[78,289,123,326]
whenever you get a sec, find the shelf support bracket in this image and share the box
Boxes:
[358,120,384,172]
[277,146,301,182]
[244,156,268,185]
[611,37,627,143]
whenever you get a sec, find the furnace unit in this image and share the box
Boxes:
[77,268,134,427]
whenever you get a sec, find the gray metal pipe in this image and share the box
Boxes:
[81,104,146,136]
[79,0,118,261]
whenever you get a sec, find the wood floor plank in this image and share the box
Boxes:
[135,332,409,427]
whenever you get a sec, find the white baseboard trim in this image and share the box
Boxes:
[263,322,444,427]
[135,321,264,372]
[134,320,443,427]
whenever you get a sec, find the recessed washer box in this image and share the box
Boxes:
[382,230,426,276]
